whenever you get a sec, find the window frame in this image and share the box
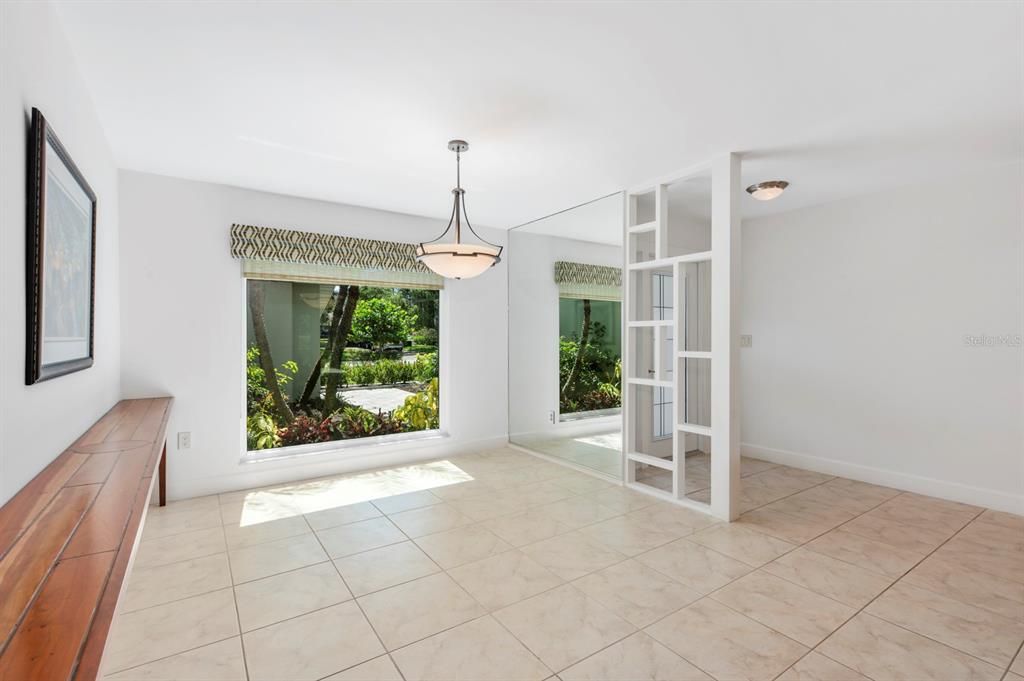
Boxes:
[238,276,448,462]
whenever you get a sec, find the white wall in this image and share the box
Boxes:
[741,163,1024,513]
[508,230,621,438]
[118,171,508,500]
[0,1,121,506]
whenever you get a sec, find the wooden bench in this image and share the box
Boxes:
[0,397,172,681]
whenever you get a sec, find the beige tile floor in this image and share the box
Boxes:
[102,448,1024,681]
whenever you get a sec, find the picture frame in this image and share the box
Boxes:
[26,107,97,385]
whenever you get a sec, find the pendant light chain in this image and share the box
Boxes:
[455,148,462,244]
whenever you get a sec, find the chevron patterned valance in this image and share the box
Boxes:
[230,224,442,289]
[554,261,622,301]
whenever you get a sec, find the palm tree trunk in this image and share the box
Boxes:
[248,280,294,423]
[324,286,361,413]
[561,298,592,399]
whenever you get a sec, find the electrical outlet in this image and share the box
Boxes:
[740,334,753,348]
[177,432,192,449]
[548,410,556,424]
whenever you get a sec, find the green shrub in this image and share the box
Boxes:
[342,347,373,361]
[246,412,280,450]
[413,352,439,382]
[559,338,620,413]
[411,328,439,347]
[374,359,416,384]
[342,359,418,386]
[351,298,417,354]
[331,406,407,439]
[343,362,376,386]
[409,344,436,354]
[565,386,621,413]
[246,346,298,415]
[395,378,439,430]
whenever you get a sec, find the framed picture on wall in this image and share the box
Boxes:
[26,107,97,385]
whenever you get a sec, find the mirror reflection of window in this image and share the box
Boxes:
[558,298,622,419]
[507,192,624,480]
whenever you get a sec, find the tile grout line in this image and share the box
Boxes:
[101,634,242,679]
[740,490,921,680]
[128,487,603,621]
[453,603,555,678]
[488,582,636,677]
[339,477,702,676]
[307,512,409,681]
[734,491,917,605]
[528,523,726,678]
[620,487,963,680]
[132,545,227,572]
[231,585,251,681]
[768,493,965,665]
[785,503,995,680]
[1001,639,1024,681]
[140,519,225,544]
[222,522,252,681]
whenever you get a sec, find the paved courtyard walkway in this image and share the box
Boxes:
[341,387,412,413]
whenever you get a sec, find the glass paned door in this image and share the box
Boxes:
[652,272,673,439]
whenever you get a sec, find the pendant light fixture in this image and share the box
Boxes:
[416,140,502,279]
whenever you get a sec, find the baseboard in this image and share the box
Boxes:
[510,417,621,441]
[171,435,509,501]
[742,443,1024,515]
[507,441,622,484]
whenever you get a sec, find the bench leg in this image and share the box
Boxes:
[159,442,167,507]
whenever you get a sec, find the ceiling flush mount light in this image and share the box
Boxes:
[746,180,789,201]
[416,140,502,279]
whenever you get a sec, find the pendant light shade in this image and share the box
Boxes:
[416,242,503,279]
[416,140,502,279]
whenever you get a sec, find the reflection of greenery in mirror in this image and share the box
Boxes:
[245,280,440,451]
[559,298,622,415]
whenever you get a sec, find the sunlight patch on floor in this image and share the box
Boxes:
[513,428,622,478]
[574,431,622,450]
[234,460,473,527]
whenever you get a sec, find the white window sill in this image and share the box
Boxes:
[558,408,621,424]
[241,429,447,464]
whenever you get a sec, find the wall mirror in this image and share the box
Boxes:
[507,193,624,479]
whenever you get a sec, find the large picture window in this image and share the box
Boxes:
[245,280,440,452]
[558,297,622,418]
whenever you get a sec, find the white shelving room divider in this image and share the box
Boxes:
[622,153,741,521]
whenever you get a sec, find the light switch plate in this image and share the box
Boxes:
[740,335,753,348]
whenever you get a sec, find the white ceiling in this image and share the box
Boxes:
[55,1,1022,230]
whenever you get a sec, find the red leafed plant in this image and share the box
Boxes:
[277,415,331,447]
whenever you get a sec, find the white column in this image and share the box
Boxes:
[710,152,741,521]
[654,183,668,259]
[623,193,635,484]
